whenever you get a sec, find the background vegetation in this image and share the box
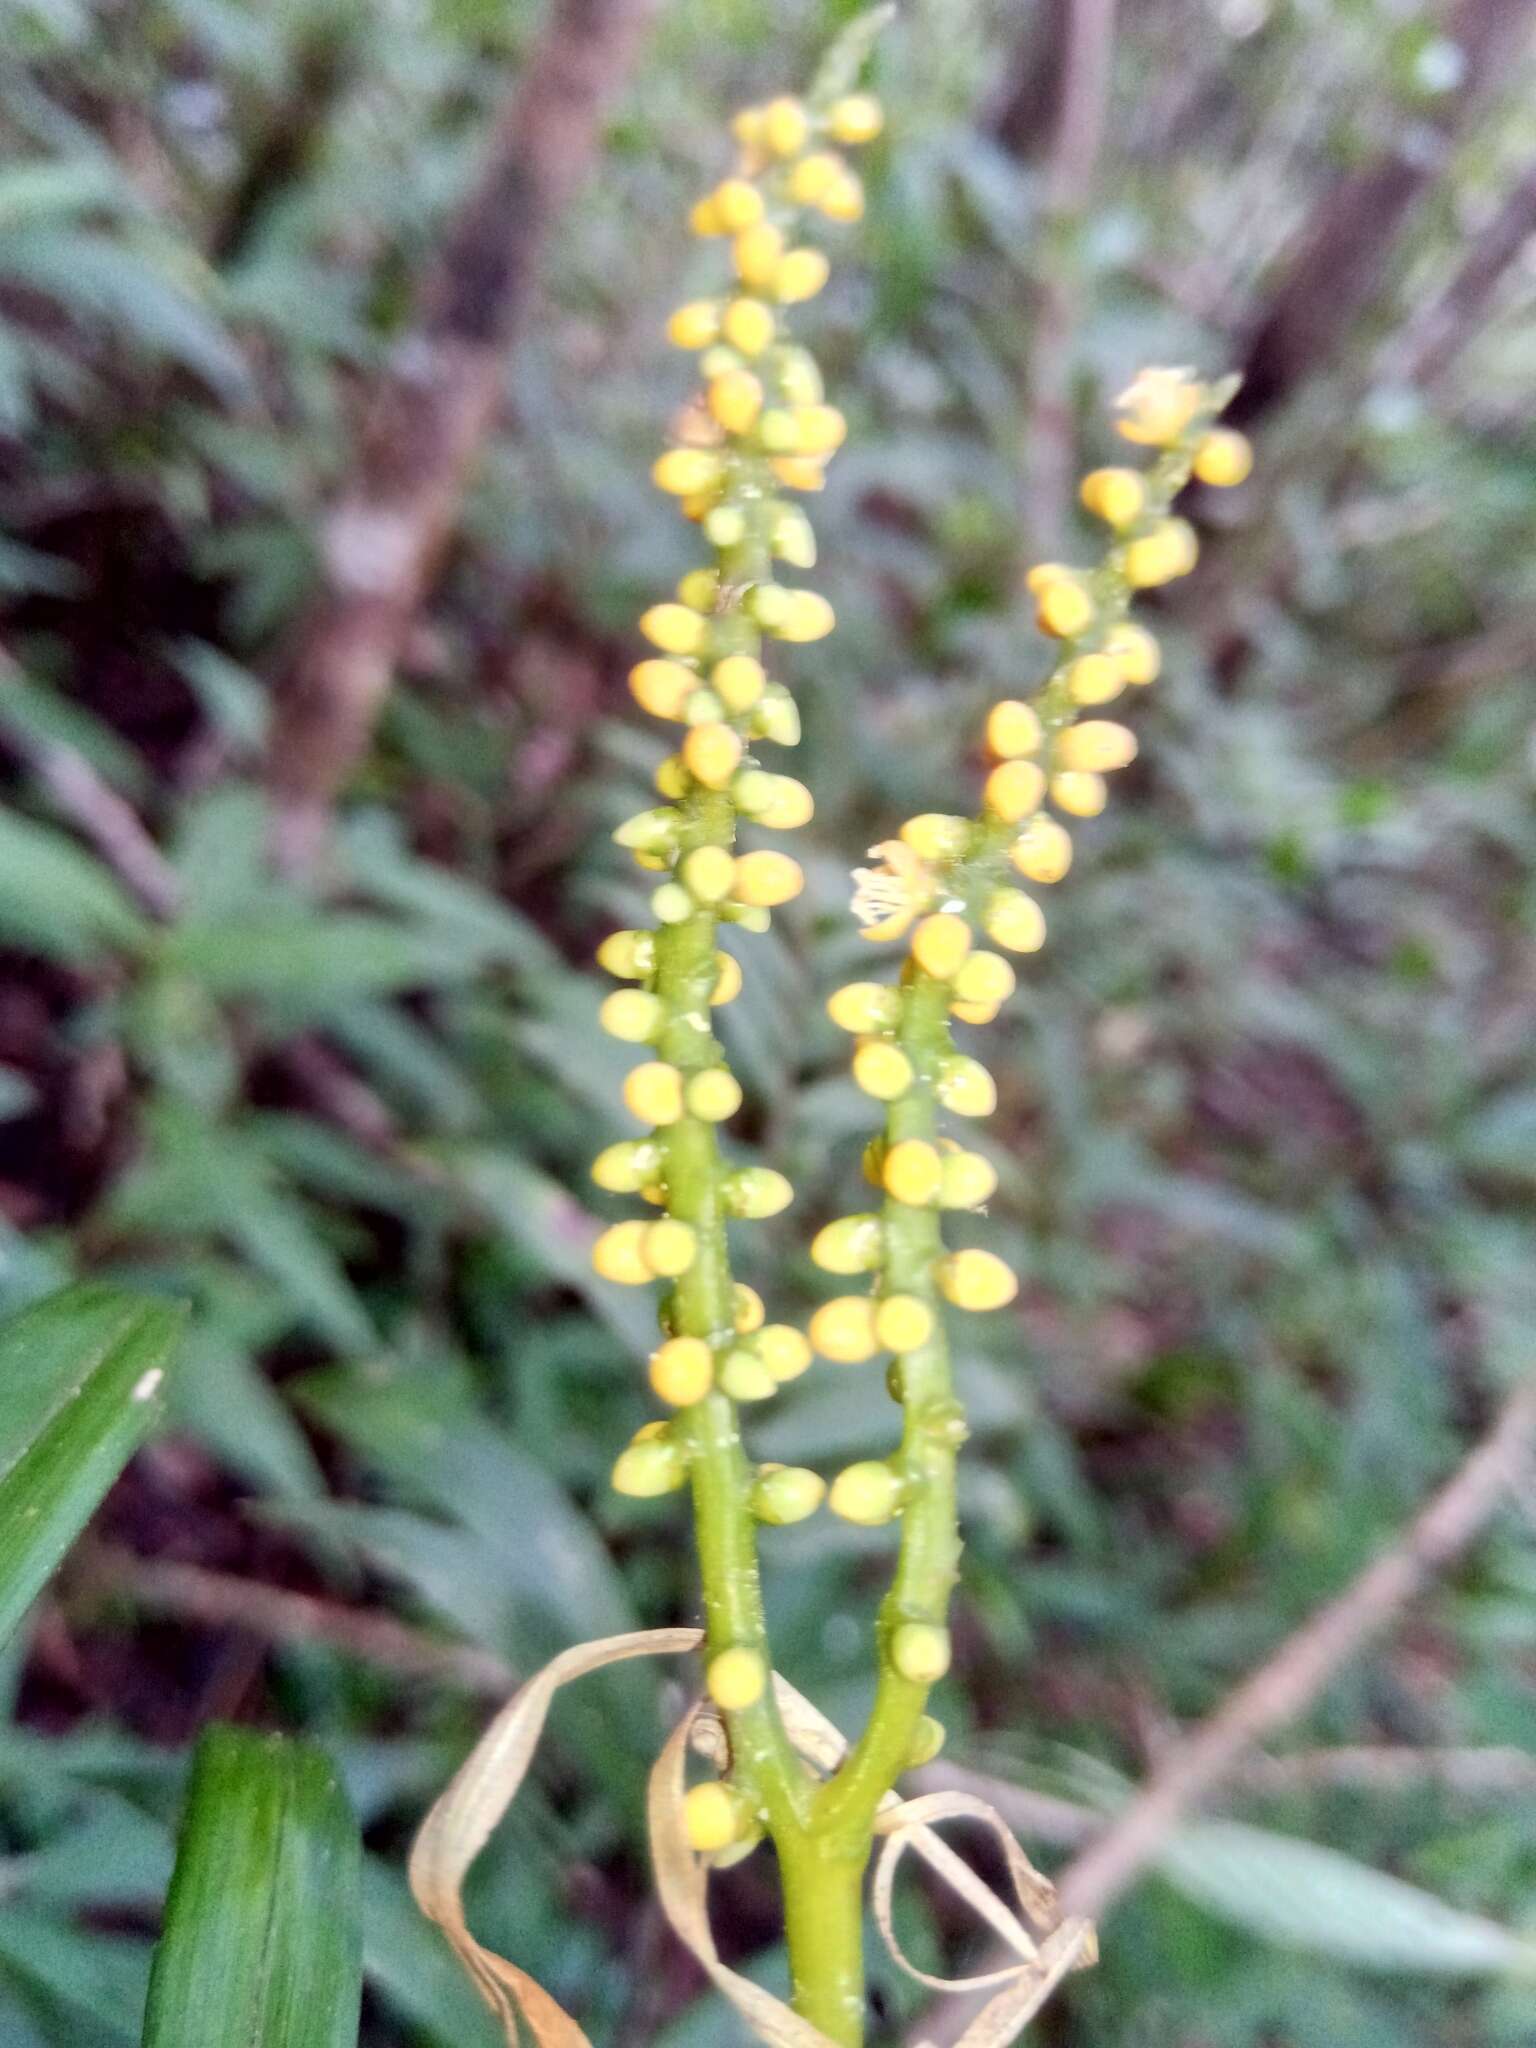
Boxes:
[2,0,1536,2041]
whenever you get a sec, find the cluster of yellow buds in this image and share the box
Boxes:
[594,82,887,1526]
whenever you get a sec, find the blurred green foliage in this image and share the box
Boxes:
[2,0,1536,2042]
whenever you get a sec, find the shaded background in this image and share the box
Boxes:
[3,0,1536,2040]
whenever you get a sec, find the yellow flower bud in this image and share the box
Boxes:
[732,849,804,906]
[680,844,737,904]
[743,773,813,830]
[1066,652,1124,705]
[1050,770,1108,818]
[1036,578,1095,639]
[1079,466,1147,529]
[985,699,1043,760]
[829,1460,903,1525]
[936,1247,1018,1310]
[952,951,1015,1006]
[592,1220,653,1285]
[712,177,764,230]
[983,759,1046,825]
[708,367,764,434]
[733,1282,765,1333]
[711,951,743,1005]
[655,755,689,798]
[1055,720,1138,774]
[890,1621,951,1683]
[852,1039,914,1100]
[826,981,901,1034]
[1122,518,1198,589]
[949,998,998,1027]
[595,928,655,979]
[704,504,747,549]
[707,1645,767,1710]
[882,1139,943,1206]
[684,1781,750,1852]
[828,92,883,143]
[773,590,835,642]
[1010,815,1073,884]
[1103,620,1161,685]
[758,1324,814,1381]
[935,1054,996,1116]
[983,888,1047,954]
[677,567,719,612]
[643,1218,697,1277]
[686,1068,743,1122]
[600,989,665,1042]
[683,722,744,790]
[753,1463,824,1523]
[1025,561,1073,594]
[818,172,865,222]
[649,1335,714,1406]
[652,881,693,925]
[734,221,786,288]
[775,247,831,304]
[811,1213,884,1275]
[724,1167,793,1219]
[791,404,846,455]
[909,911,973,981]
[1193,426,1253,487]
[689,194,723,237]
[623,1060,686,1126]
[591,1139,662,1193]
[719,1348,777,1402]
[711,653,766,712]
[611,1437,687,1497]
[1114,366,1204,445]
[900,813,971,861]
[770,505,817,569]
[641,604,709,656]
[939,1147,998,1209]
[809,1295,879,1363]
[721,297,776,355]
[629,658,697,720]
[788,151,843,203]
[905,1715,947,1767]
[667,300,720,349]
[770,453,826,491]
[875,1294,935,1352]
[731,105,764,147]
[653,448,722,497]
[761,95,809,156]
[776,347,824,404]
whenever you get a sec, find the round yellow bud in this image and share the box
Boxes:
[900,813,971,861]
[600,989,665,1042]
[595,928,654,979]
[683,722,744,790]
[828,93,883,143]
[684,1781,749,1852]
[949,998,998,1027]
[689,195,723,237]
[753,1463,824,1523]
[1066,652,1125,705]
[770,452,826,490]
[758,1324,814,1382]
[819,172,865,221]
[792,405,846,456]
[591,1139,661,1193]
[711,951,743,1005]
[882,1138,943,1207]
[712,177,764,230]
[826,981,901,1033]
[623,1060,686,1126]
[761,95,809,156]
[909,912,973,982]
[983,759,1046,826]
[811,1213,884,1275]
[771,505,817,569]
[733,1282,765,1333]
[1114,367,1203,446]
[1025,561,1073,594]
[830,1461,903,1526]
[687,1068,743,1122]
[906,1715,947,1767]
[775,247,831,304]
[643,1218,697,1278]
[952,951,1015,1006]
[1036,579,1095,639]
[655,755,688,798]
[677,570,719,615]
[985,699,1042,759]
[1123,519,1198,589]
[875,1294,935,1352]
[725,1165,791,1219]
[667,300,720,349]
[937,1247,1018,1311]
[640,604,709,656]
[1103,620,1161,685]
[788,151,843,203]
[734,222,786,288]
[772,590,835,642]
[721,297,775,356]
[1051,770,1108,818]
[935,1055,996,1117]
[611,1437,687,1497]
[629,658,697,720]
[706,1645,767,1711]
[750,775,814,829]
[1010,815,1073,884]
[983,888,1047,954]
[719,1348,777,1402]
[939,1147,998,1209]
[891,1621,951,1684]
[680,844,737,904]
[1193,426,1253,487]
[649,1335,715,1407]
[711,654,766,712]
[592,1220,653,1285]
[809,1295,879,1363]
[653,448,722,497]
[1055,720,1137,774]
[732,849,804,906]
[1079,466,1147,529]
[852,1039,914,1101]
[708,367,764,434]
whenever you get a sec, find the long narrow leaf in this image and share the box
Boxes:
[0,1284,183,1647]
[142,1726,361,2048]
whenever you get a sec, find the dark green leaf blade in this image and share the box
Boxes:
[0,1282,183,1647]
[143,1726,361,2048]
